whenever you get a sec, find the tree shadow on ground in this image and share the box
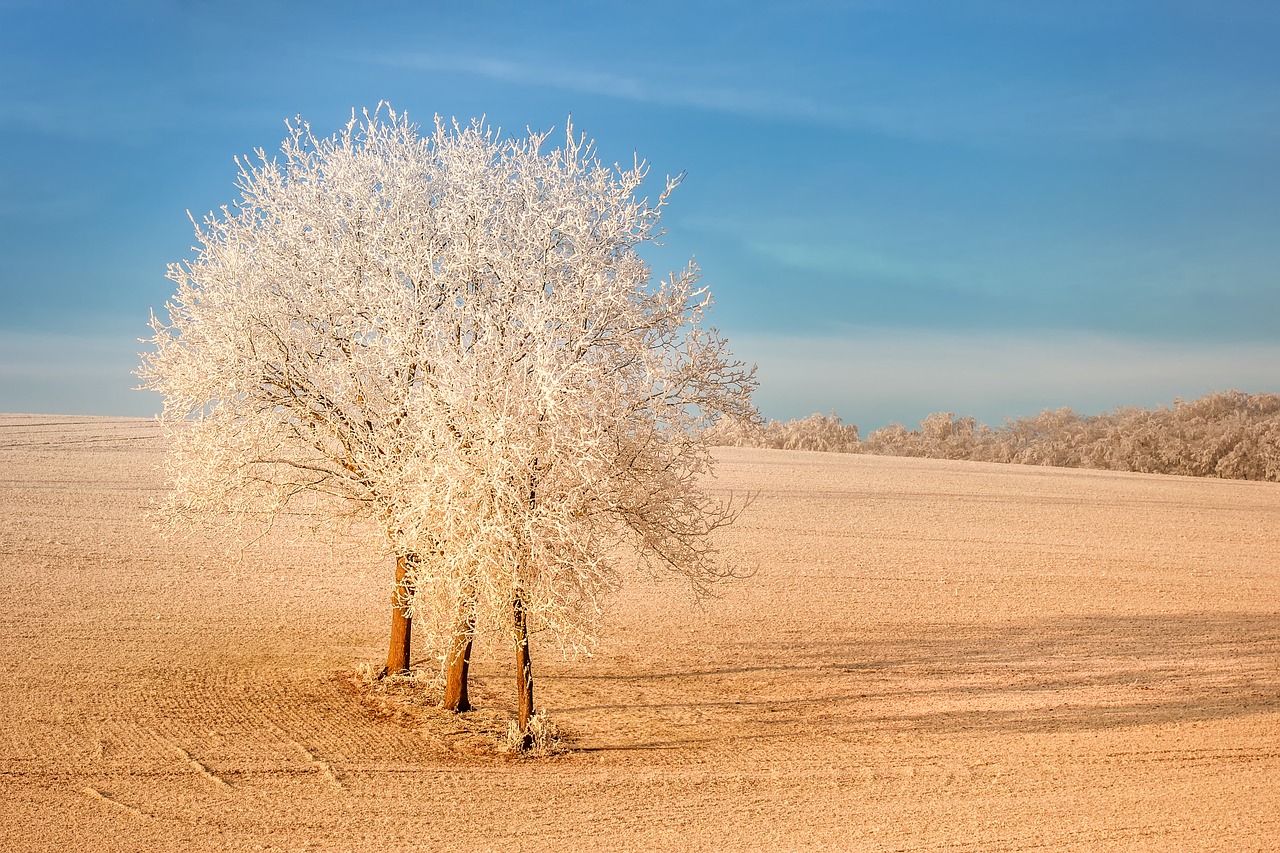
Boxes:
[547,612,1280,742]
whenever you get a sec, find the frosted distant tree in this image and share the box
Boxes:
[138,105,757,741]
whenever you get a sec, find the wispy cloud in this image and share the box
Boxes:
[0,331,154,417]
[747,240,967,287]
[368,52,845,127]
[0,175,100,220]
[368,49,1280,148]
[733,328,1280,428]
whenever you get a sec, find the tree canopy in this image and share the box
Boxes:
[138,105,757,739]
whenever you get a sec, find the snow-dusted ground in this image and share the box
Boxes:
[2,414,1278,851]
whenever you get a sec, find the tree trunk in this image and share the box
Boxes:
[513,594,534,748]
[382,553,414,677]
[442,584,476,711]
[442,629,474,712]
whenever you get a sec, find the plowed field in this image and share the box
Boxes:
[2,414,1277,851]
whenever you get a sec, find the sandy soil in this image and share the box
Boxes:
[1,413,1277,851]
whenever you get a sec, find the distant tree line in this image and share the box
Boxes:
[707,391,1280,482]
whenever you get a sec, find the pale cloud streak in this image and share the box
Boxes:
[732,328,1280,429]
[368,49,1280,148]
[369,52,843,127]
[747,240,967,287]
[0,332,153,417]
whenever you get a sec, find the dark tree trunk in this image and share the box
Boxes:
[382,553,414,677]
[513,594,534,748]
[442,586,476,711]
[442,628,474,712]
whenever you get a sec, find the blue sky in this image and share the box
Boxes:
[2,0,1278,430]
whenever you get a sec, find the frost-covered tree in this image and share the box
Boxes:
[138,105,757,739]
[707,412,861,453]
